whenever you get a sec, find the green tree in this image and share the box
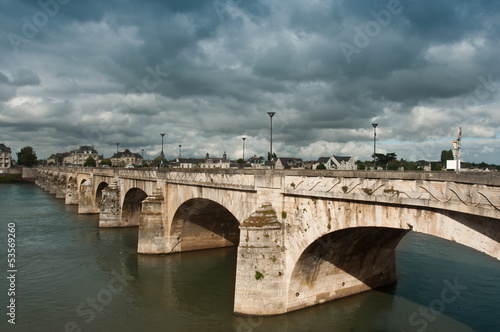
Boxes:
[316,163,327,170]
[99,158,112,166]
[17,146,37,167]
[373,152,397,165]
[153,156,168,166]
[440,149,454,164]
[267,152,277,161]
[84,156,96,167]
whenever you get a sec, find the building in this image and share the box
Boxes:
[111,149,143,167]
[47,152,70,166]
[171,158,204,168]
[247,156,272,169]
[61,146,101,166]
[0,143,12,171]
[331,156,357,170]
[275,157,305,169]
[312,156,357,170]
[201,152,231,169]
[313,157,333,169]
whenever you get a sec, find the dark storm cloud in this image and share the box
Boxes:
[0,0,499,163]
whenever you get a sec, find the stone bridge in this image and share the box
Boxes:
[35,167,500,316]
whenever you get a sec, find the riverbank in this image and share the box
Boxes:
[0,173,26,184]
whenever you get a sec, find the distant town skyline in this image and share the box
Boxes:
[1,0,499,163]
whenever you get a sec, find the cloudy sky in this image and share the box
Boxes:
[1,0,499,163]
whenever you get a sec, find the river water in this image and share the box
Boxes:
[1,184,499,332]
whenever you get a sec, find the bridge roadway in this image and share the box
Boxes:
[36,167,500,315]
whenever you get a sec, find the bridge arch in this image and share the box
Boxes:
[122,188,148,226]
[169,198,240,252]
[95,182,109,209]
[282,199,500,313]
[287,226,408,310]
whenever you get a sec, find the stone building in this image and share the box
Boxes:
[63,146,100,166]
[201,152,231,169]
[111,149,143,167]
[0,143,12,171]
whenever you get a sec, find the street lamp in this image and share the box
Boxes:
[242,137,246,161]
[160,133,165,166]
[267,112,275,165]
[453,127,462,174]
[179,145,182,159]
[372,123,378,169]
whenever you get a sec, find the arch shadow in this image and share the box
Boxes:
[95,182,109,209]
[122,188,148,226]
[288,227,409,310]
[171,198,240,252]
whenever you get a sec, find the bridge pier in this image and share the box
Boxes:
[49,175,58,195]
[65,178,78,205]
[99,180,122,227]
[55,176,66,199]
[78,178,99,214]
[138,188,166,253]
[234,203,287,315]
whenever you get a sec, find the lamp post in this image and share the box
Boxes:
[453,127,462,174]
[242,137,246,161]
[160,133,165,166]
[267,112,275,165]
[179,145,182,159]
[372,123,378,169]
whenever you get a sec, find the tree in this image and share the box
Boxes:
[17,146,37,167]
[440,149,454,164]
[267,152,277,161]
[84,156,96,167]
[153,156,168,166]
[316,163,327,170]
[373,152,397,165]
[99,158,112,166]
